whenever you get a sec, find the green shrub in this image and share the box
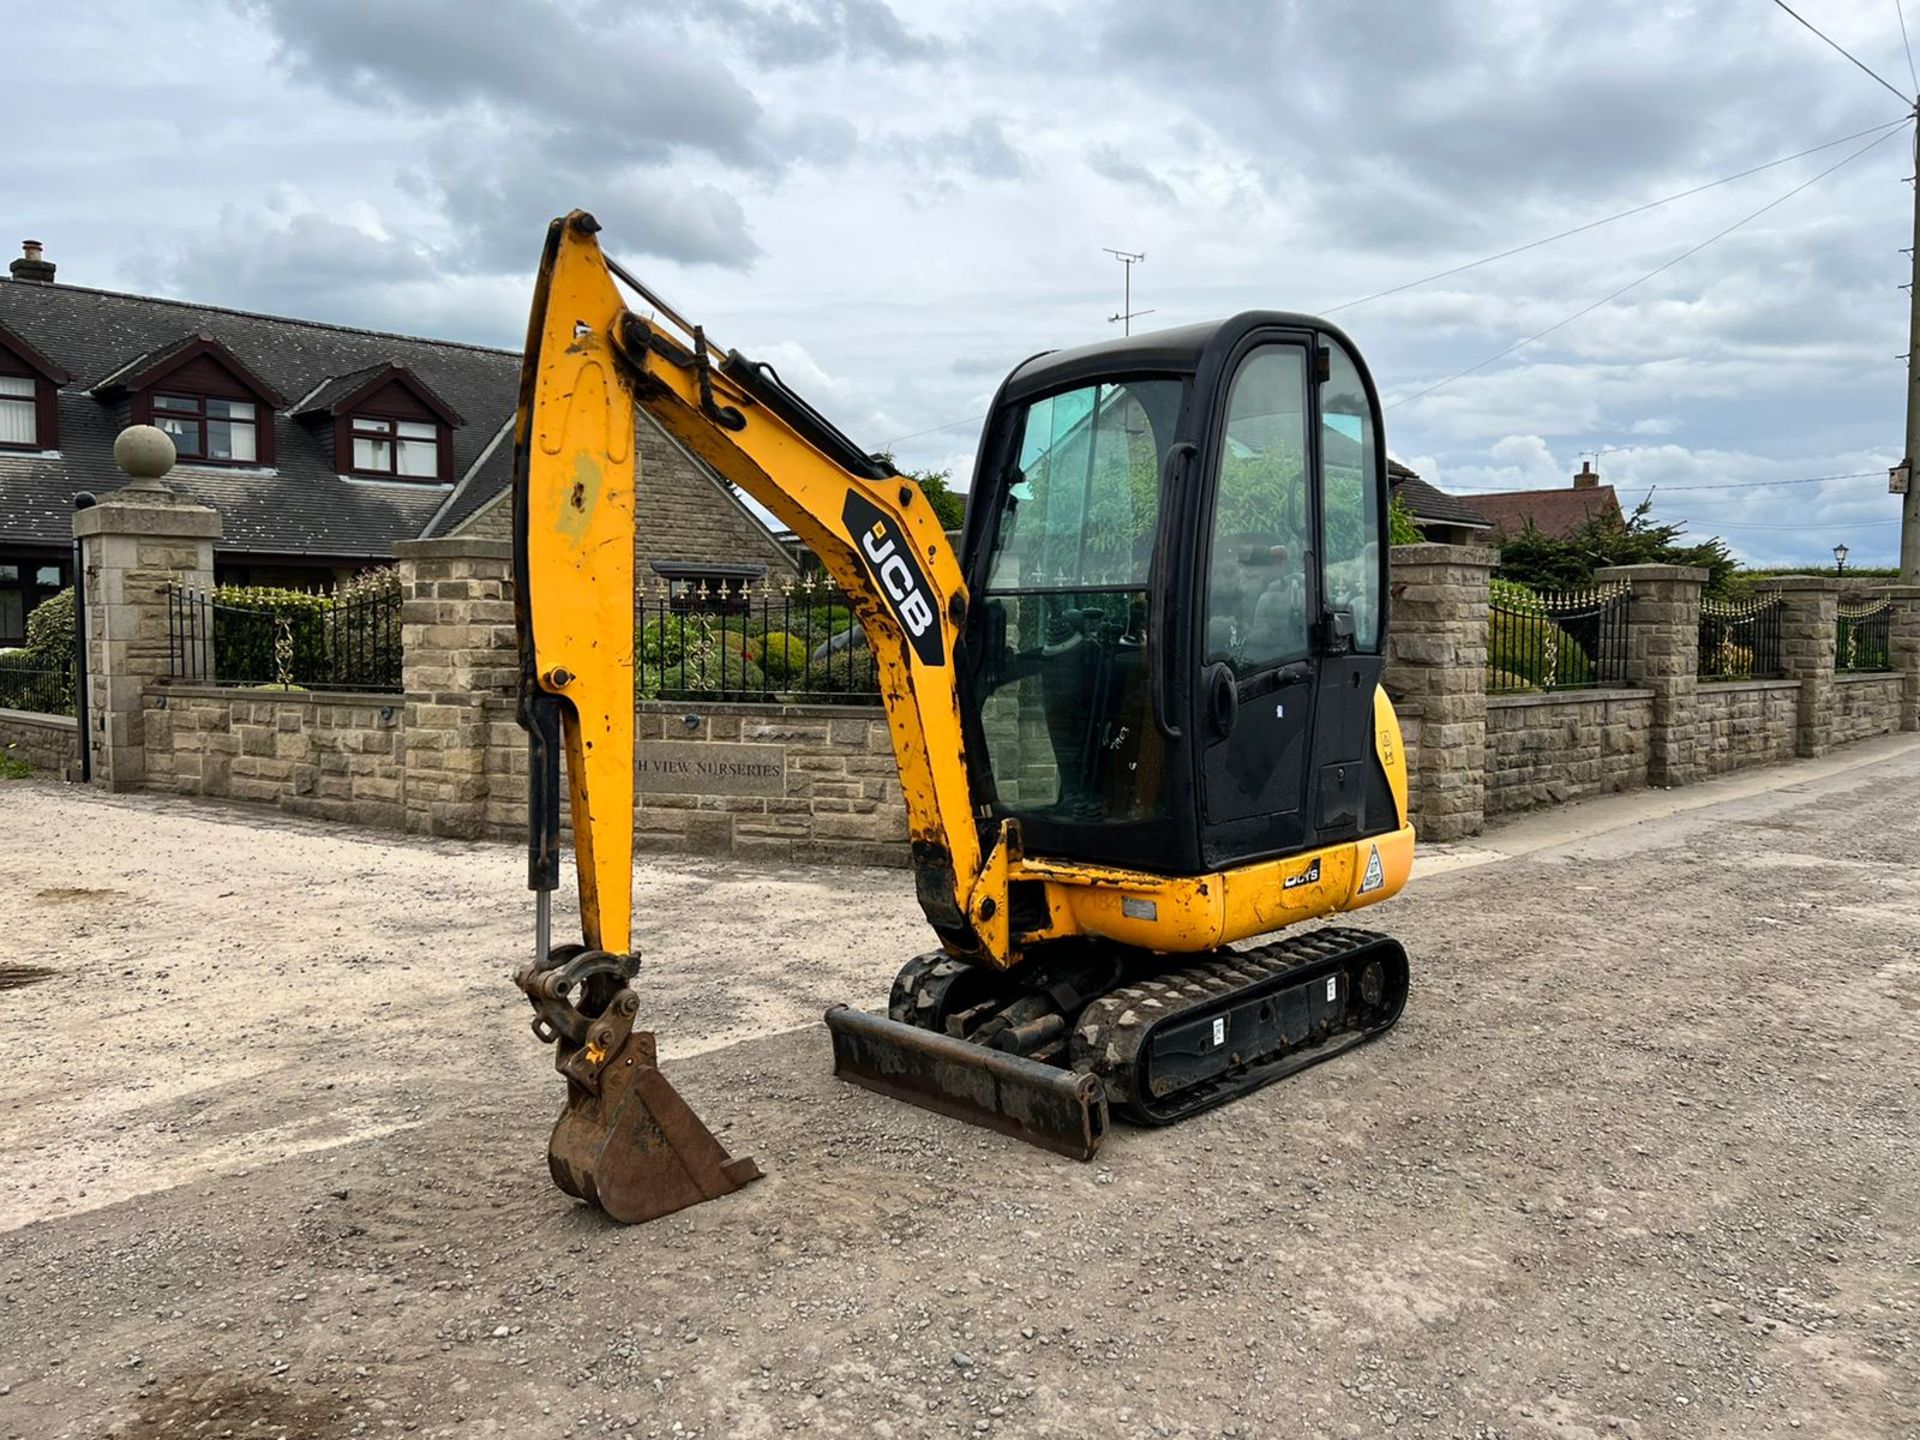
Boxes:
[639,616,757,670]
[0,743,28,780]
[656,653,767,700]
[757,630,809,684]
[23,587,75,661]
[1387,492,1423,547]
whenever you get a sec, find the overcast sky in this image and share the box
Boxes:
[12,0,1920,566]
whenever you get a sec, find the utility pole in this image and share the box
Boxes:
[1904,106,1920,581]
[1104,248,1152,335]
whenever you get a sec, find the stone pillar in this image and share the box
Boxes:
[396,536,517,838]
[73,427,221,792]
[1596,563,1706,787]
[1385,543,1495,842]
[1757,576,1840,758]
[1886,584,1920,732]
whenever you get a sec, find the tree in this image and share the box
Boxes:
[1494,492,1735,596]
[874,451,968,531]
[909,467,967,531]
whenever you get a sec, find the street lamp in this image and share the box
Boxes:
[1833,542,1849,574]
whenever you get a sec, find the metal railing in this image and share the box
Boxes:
[638,577,877,705]
[167,579,402,692]
[1698,594,1785,680]
[1835,598,1893,673]
[1487,581,1632,694]
[0,652,74,716]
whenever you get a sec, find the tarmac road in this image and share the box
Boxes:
[2,735,1917,1439]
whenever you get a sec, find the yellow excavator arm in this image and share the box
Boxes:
[517,212,985,964]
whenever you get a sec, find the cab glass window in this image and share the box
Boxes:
[975,378,1182,824]
[1205,347,1311,674]
[1320,340,1383,651]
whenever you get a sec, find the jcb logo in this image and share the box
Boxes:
[843,492,945,667]
[863,523,936,638]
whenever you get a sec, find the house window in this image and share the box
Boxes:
[152,393,258,463]
[0,376,34,448]
[350,416,439,479]
[0,561,65,646]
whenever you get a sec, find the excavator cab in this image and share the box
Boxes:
[958,317,1394,880]
[509,214,1412,1218]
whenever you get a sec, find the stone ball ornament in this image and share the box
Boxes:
[113,424,178,482]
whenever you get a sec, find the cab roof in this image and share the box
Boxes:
[1002,310,1345,403]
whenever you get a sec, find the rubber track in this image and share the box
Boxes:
[1071,926,1405,1125]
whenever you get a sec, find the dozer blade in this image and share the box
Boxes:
[546,1029,762,1225]
[824,1004,1108,1161]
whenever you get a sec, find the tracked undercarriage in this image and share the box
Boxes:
[826,927,1409,1159]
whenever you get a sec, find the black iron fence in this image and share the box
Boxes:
[1835,599,1893,673]
[1486,580,1632,694]
[638,579,877,704]
[0,651,74,716]
[167,576,402,692]
[1698,594,1785,680]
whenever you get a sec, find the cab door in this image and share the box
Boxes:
[1306,337,1390,846]
[1195,339,1319,867]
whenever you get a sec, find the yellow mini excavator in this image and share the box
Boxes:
[511,212,1414,1223]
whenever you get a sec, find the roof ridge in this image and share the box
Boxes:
[0,276,520,359]
[1456,483,1618,497]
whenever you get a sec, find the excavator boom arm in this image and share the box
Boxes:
[516,212,985,961]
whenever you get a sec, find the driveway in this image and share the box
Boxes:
[2,736,1917,1439]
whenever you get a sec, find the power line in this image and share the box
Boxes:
[882,411,989,447]
[1386,123,1907,412]
[885,121,1911,450]
[1325,118,1910,316]
[1769,0,1913,105]
[1898,0,1920,92]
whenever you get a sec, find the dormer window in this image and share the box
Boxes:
[93,332,284,467]
[0,376,35,448]
[153,394,259,463]
[0,320,70,452]
[294,359,462,484]
[350,415,440,479]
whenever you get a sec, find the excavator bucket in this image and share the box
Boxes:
[545,1028,762,1225]
[825,1004,1109,1161]
[517,947,761,1225]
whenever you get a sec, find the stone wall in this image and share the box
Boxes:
[1692,681,1800,777]
[482,699,908,867]
[1483,689,1651,817]
[1384,545,1494,841]
[1831,673,1903,747]
[81,505,1920,863]
[145,684,406,827]
[0,708,78,776]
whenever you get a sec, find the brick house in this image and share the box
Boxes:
[1456,461,1623,540]
[0,240,796,644]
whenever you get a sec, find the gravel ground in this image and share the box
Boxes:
[1,737,1917,1440]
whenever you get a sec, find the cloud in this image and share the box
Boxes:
[896,118,1030,180]
[10,0,1914,568]
[1086,144,1176,203]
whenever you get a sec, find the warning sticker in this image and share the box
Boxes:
[1359,844,1386,894]
[1211,1017,1226,1047]
[1325,976,1338,1002]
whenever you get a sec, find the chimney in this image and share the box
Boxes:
[1573,459,1599,491]
[9,240,55,284]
